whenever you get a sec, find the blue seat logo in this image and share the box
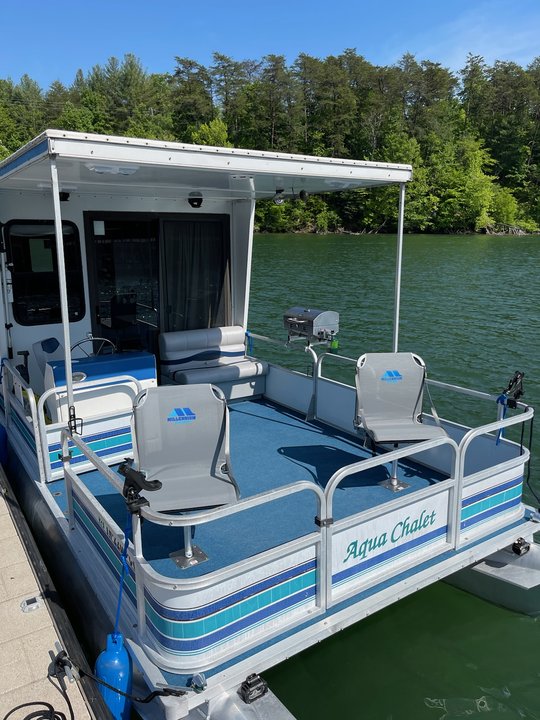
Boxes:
[381,370,403,383]
[167,407,196,423]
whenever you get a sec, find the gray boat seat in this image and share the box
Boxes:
[355,352,446,444]
[128,383,240,512]
[31,337,64,396]
[159,326,267,398]
[32,337,64,374]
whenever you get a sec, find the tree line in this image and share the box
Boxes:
[1,50,539,234]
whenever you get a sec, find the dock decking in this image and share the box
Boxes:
[0,474,93,720]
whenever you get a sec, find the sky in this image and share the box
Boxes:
[1,0,540,89]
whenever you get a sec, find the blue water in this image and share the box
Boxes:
[248,233,540,720]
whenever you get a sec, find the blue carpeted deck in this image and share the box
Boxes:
[49,399,445,578]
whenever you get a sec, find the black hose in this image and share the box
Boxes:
[2,702,68,720]
[2,665,74,720]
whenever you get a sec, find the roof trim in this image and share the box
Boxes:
[0,138,49,181]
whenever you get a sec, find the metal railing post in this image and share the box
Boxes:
[131,514,147,637]
[61,431,75,530]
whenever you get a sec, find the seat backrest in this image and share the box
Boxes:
[355,352,426,426]
[132,383,239,511]
[159,326,246,375]
[32,337,64,375]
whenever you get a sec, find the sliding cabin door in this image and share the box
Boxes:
[86,214,231,357]
[86,216,160,354]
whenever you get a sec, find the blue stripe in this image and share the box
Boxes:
[73,500,138,607]
[461,484,521,522]
[48,426,132,452]
[0,139,48,178]
[144,559,317,622]
[10,410,36,452]
[145,571,316,639]
[461,496,521,529]
[72,493,315,652]
[462,476,522,508]
[146,586,316,652]
[50,441,132,470]
[162,350,245,367]
[333,525,448,586]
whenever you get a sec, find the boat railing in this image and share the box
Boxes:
[1,357,143,483]
[36,375,143,482]
[58,391,533,667]
[1,360,46,478]
[455,402,533,549]
[60,429,328,654]
[324,435,459,605]
[313,350,506,403]
[247,332,289,351]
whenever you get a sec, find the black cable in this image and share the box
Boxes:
[2,653,77,720]
[48,670,74,720]
[53,652,187,704]
[77,667,186,703]
[2,701,67,720]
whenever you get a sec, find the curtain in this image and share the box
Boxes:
[162,218,231,332]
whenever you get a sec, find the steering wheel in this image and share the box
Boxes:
[70,337,117,357]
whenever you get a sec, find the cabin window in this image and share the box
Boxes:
[5,221,85,326]
[162,217,231,332]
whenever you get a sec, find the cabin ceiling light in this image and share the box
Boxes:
[188,191,203,208]
[273,189,285,205]
[85,163,139,175]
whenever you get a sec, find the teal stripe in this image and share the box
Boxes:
[49,431,132,464]
[145,569,316,640]
[73,497,137,599]
[10,408,36,450]
[147,594,315,657]
[461,484,522,522]
[73,495,315,648]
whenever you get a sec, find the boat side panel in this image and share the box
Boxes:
[71,480,319,672]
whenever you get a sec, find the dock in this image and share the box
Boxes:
[0,469,105,720]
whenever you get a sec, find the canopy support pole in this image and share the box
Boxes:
[392,183,406,353]
[50,157,75,412]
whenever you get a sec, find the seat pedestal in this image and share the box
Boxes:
[378,458,410,492]
[170,526,208,569]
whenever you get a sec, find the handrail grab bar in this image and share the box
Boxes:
[61,429,326,525]
[452,404,534,550]
[37,374,143,417]
[61,429,329,632]
[325,435,459,508]
[2,360,46,481]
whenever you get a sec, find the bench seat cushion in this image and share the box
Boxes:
[173,359,268,385]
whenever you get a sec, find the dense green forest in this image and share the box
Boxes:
[1,50,539,234]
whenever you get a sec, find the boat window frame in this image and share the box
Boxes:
[4,218,86,327]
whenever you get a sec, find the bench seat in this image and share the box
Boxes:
[159,326,267,399]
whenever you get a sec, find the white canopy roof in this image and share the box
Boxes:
[0,129,412,200]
